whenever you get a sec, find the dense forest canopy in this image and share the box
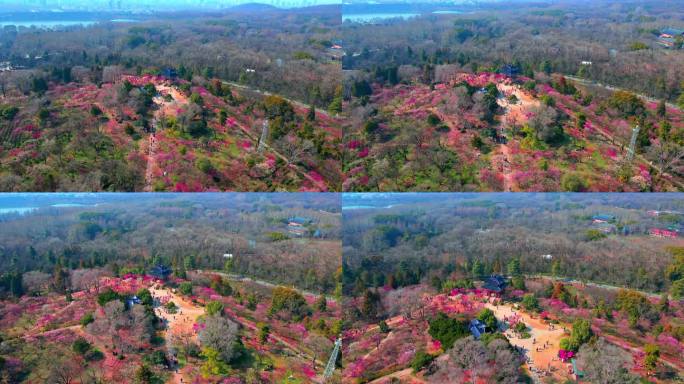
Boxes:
[342,193,684,294]
[0,193,341,294]
[342,0,684,102]
[0,6,341,106]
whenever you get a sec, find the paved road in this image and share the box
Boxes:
[221,80,334,118]
[566,75,681,111]
[211,271,337,303]
[526,274,666,300]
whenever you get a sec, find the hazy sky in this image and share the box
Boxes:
[0,0,340,11]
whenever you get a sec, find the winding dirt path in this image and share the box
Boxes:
[150,286,204,384]
[500,144,513,191]
[143,132,158,192]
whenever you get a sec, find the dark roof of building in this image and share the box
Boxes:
[483,275,507,292]
[501,64,520,76]
[162,68,177,78]
[150,264,172,278]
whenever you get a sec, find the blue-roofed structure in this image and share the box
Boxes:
[288,216,313,237]
[288,217,313,225]
[150,264,172,279]
[162,68,178,79]
[658,28,684,48]
[591,214,615,223]
[469,319,487,339]
[483,275,507,293]
[662,28,684,36]
[501,64,520,78]
[127,295,142,307]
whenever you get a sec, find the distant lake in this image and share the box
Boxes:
[342,204,397,210]
[432,10,462,15]
[0,18,139,30]
[0,20,97,29]
[342,13,420,23]
[0,203,94,216]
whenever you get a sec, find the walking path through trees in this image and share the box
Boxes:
[153,275,330,383]
[135,79,330,191]
[496,82,540,192]
[150,286,204,384]
[486,301,570,383]
[143,133,158,192]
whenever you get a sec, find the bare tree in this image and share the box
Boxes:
[576,338,641,384]
[647,141,684,179]
[70,268,109,293]
[22,271,52,294]
[198,314,241,363]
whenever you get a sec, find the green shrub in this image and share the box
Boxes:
[428,312,469,349]
[379,320,390,333]
[269,286,310,319]
[72,337,92,355]
[410,350,434,373]
[0,105,19,120]
[97,288,123,306]
[136,288,153,306]
[165,301,178,314]
[205,301,224,316]
[80,312,95,327]
[521,294,539,311]
[427,113,441,126]
[629,41,648,51]
[179,282,193,295]
[476,308,497,330]
[85,349,104,362]
[561,173,588,192]
[144,350,167,366]
[268,232,289,242]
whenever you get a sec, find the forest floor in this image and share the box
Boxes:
[486,302,572,383]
